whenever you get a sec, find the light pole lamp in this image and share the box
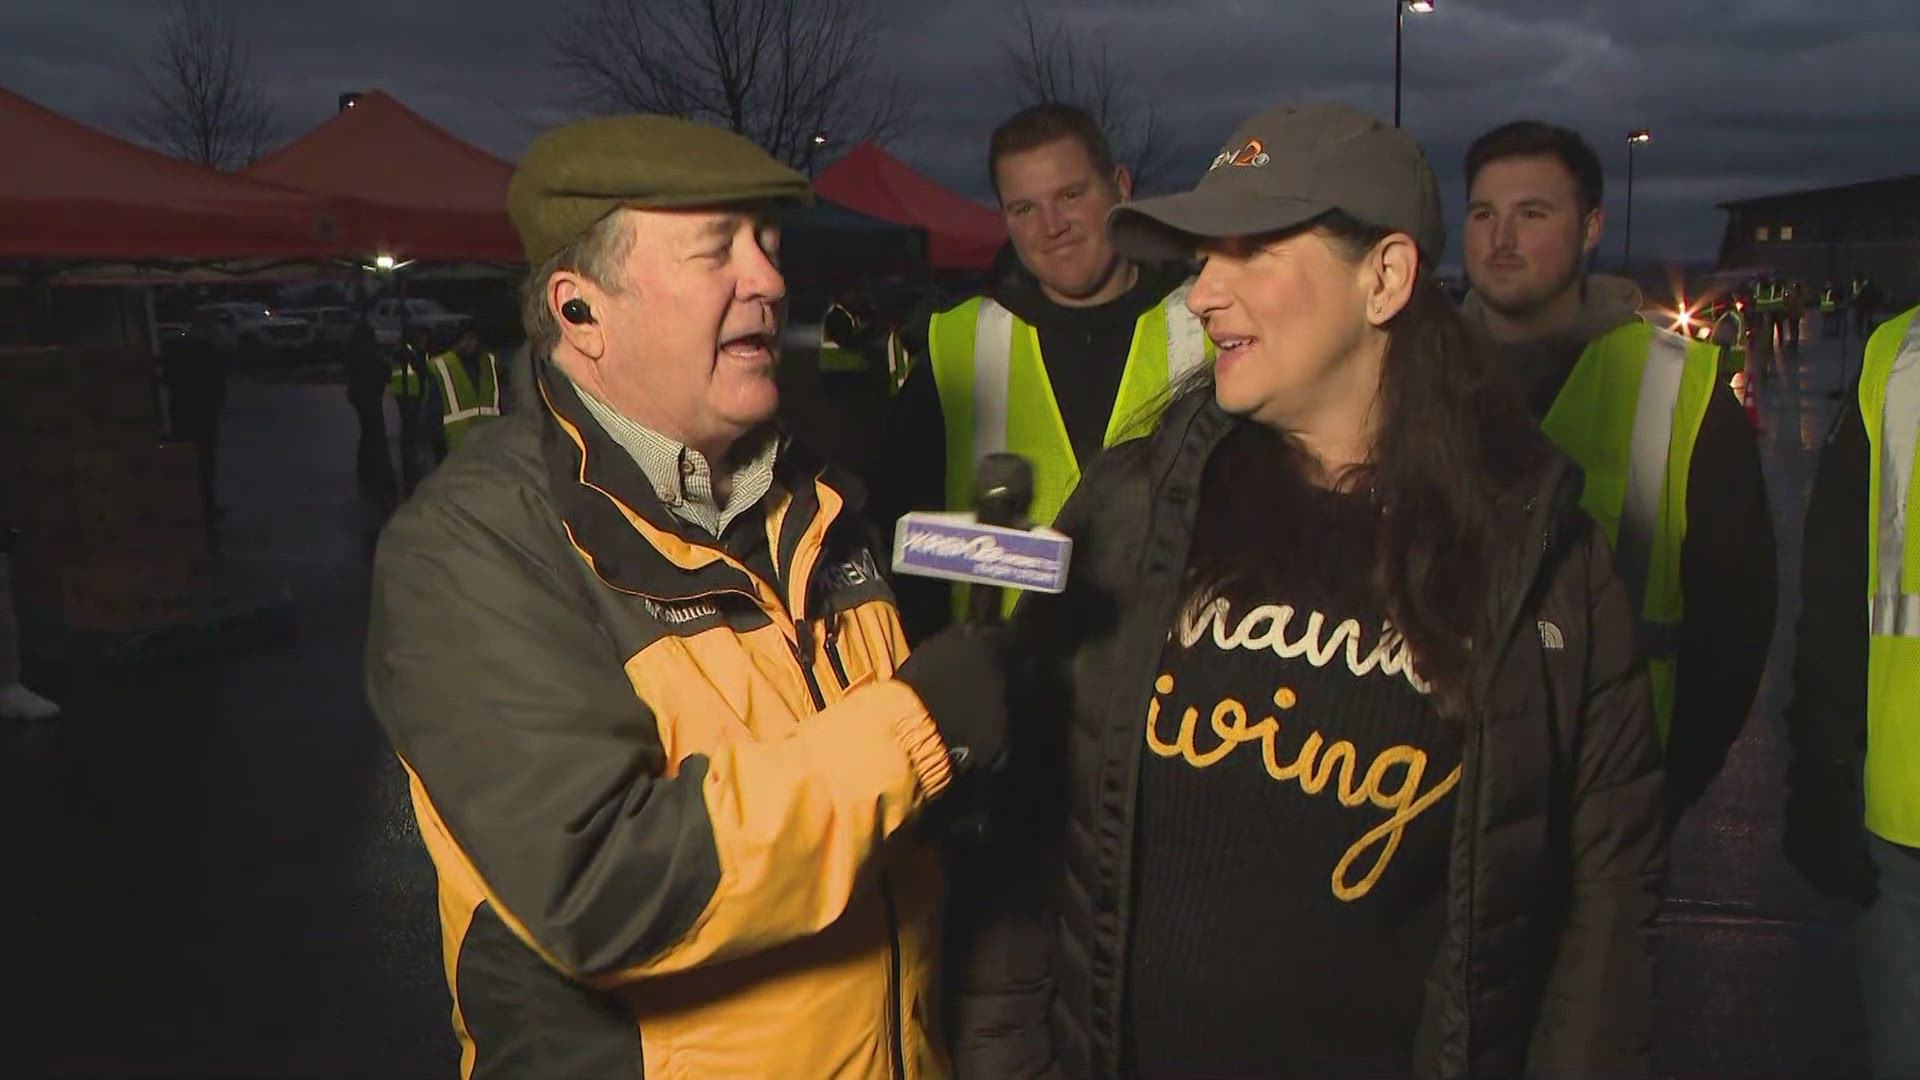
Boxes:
[1395,0,1435,127]
[1623,129,1650,272]
[804,130,830,177]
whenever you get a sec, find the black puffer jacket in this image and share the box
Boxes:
[952,390,1669,1079]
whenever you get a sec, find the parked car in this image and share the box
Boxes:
[282,305,357,351]
[367,298,472,348]
[189,302,310,359]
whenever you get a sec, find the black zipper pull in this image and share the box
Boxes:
[794,616,813,663]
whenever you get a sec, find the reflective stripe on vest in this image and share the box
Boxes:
[1860,306,1920,844]
[429,352,501,446]
[1874,317,1920,635]
[929,283,1212,616]
[1541,321,1717,740]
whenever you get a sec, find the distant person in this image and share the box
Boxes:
[344,308,396,509]
[386,328,440,496]
[818,285,881,392]
[1755,274,1783,356]
[873,102,1213,642]
[0,525,59,722]
[1459,120,1775,816]
[1821,280,1843,339]
[422,324,501,453]
[1709,295,1748,379]
[1782,277,1806,353]
[1855,274,1885,338]
[158,311,230,523]
[1784,301,1920,1077]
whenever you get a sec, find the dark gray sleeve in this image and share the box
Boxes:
[1785,401,1870,772]
[365,499,721,978]
[1668,385,1776,810]
[873,315,953,645]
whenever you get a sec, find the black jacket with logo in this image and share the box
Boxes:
[950,390,1669,1079]
[1463,277,1776,814]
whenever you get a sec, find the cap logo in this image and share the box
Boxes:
[1210,138,1270,171]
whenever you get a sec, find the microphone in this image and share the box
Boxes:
[891,453,1072,625]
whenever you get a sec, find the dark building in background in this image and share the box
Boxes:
[1717,175,1920,307]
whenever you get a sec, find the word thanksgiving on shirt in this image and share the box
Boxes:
[1147,596,1462,901]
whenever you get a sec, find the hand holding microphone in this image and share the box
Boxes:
[892,454,1068,777]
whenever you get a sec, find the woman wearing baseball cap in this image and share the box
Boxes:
[953,103,1665,1078]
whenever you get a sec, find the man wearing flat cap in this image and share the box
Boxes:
[367,114,1008,1079]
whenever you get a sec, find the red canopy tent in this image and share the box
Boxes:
[245,90,519,262]
[813,142,1005,270]
[0,85,345,260]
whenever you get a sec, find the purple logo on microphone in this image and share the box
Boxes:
[891,512,1071,593]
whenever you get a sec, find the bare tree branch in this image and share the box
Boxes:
[127,0,277,171]
[1001,0,1173,191]
[549,0,900,173]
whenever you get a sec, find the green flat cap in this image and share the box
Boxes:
[509,114,812,264]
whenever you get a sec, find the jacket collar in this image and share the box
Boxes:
[534,353,858,611]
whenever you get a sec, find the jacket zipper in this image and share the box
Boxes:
[789,618,827,712]
[811,605,896,1074]
[881,871,908,1080]
[823,616,852,689]
[1456,483,1561,1066]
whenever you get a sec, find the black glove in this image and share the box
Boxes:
[894,623,1009,779]
[1783,765,1878,905]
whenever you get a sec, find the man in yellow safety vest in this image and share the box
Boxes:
[873,103,1213,641]
[1785,302,1920,1075]
[423,325,502,452]
[1460,120,1776,817]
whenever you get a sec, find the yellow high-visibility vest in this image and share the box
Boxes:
[1859,306,1920,844]
[927,283,1212,617]
[819,303,870,374]
[427,350,501,450]
[1541,320,1719,739]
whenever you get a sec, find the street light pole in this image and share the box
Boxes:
[1624,129,1651,273]
[805,130,829,177]
[1395,0,1404,127]
[1394,0,1434,128]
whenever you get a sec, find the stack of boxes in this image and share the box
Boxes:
[0,345,210,633]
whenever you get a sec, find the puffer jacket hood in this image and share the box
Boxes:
[1459,273,1645,345]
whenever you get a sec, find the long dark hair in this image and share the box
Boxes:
[1182,211,1552,717]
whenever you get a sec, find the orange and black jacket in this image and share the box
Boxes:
[366,356,955,1078]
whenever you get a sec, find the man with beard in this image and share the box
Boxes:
[874,103,1213,642]
[1459,120,1775,818]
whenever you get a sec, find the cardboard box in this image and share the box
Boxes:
[58,555,203,632]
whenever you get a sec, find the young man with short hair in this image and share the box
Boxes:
[875,103,1212,641]
[1460,120,1775,817]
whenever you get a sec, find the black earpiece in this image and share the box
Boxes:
[561,298,594,325]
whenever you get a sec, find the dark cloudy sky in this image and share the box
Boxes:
[7,0,1917,268]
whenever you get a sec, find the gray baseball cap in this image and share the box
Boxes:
[1109,102,1445,264]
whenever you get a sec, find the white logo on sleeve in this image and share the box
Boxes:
[1537,620,1566,651]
